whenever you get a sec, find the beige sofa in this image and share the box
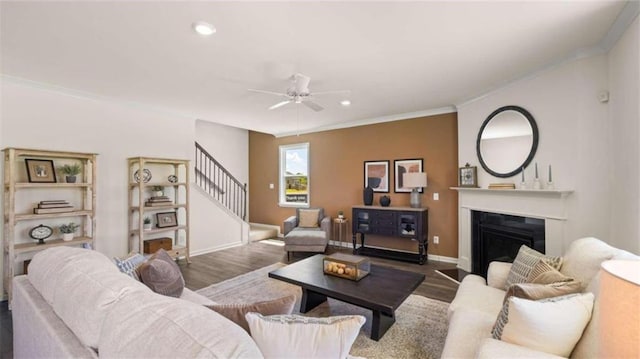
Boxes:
[442,237,639,358]
[12,246,264,358]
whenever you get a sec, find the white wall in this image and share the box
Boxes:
[457,54,612,254]
[192,120,250,250]
[608,15,640,253]
[0,79,249,298]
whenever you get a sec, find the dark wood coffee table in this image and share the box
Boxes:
[268,254,425,341]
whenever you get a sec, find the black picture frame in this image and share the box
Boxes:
[363,160,390,192]
[459,163,479,187]
[25,159,57,183]
[156,212,178,228]
[394,158,424,193]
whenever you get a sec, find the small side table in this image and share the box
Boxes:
[333,218,350,249]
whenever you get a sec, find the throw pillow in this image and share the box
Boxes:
[504,280,582,303]
[205,295,296,333]
[526,259,573,283]
[114,252,147,280]
[299,209,320,228]
[504,246,563,289]
[137,249,185,297]
[492,293,595,357]
[246,313,366,359]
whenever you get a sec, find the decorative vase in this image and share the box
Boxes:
[380,195,391,207]
[66,175,77,183]
[62,233,74,242]
[363,186,374,206]
[154,191,164,197]
[143,223,152,230]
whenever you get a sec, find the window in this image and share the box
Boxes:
[279,143,309,207]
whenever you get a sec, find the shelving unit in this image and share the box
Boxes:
[3,147,97,303]
[127,157,190,263]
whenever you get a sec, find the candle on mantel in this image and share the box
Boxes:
[548,165,553,182]
[521,167,525,182]
[535,163,539,179]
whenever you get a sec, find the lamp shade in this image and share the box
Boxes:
[599,260,640,358]
[403,172,427,188]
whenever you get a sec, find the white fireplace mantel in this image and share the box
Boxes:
[452,187,574,272]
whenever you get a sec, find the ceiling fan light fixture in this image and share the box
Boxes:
[340,100,351,106]
[192,21,216,36]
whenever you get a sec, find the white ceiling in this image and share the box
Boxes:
[0,1,629,136]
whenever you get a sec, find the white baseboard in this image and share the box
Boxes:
[190,241,244,257]
[428,254,458,264]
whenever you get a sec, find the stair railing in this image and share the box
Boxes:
[195,142,247,221]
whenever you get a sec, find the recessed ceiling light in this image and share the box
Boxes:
[192,21,216,36]
[340,100,351,106]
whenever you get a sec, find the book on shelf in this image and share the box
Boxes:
[148,196,171,202]
[38,202,71,209]
[488,183,516,190]
[39,200,69,205]
[33,206,75,214]
[145,202,174,207]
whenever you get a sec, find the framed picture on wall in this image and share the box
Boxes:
[394,158,423,192]
[363,160,389,192]
[25,159,57,183]
[459,163,478,187]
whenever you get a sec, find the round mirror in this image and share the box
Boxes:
[476,105,538,178]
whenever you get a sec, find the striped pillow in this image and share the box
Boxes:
[114,252,146,280]
[504,246,562,289]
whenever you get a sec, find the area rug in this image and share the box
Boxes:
[196,263,450,359]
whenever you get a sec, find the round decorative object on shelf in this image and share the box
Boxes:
[380,195,391,207]
[29,224,53,244]
[133,169,152,183]
[167,175,178,183]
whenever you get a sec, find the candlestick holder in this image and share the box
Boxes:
[533,179,542,190]
[546,181,555,190]
[519,181,527,189]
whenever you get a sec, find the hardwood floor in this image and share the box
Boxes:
[0,240,460,359]
[179,240,460,303]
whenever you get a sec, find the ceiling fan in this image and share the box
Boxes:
[248,73,350,112]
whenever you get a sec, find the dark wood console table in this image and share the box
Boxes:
[352,206,429,264]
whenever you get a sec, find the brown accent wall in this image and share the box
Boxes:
[249,112,459,259]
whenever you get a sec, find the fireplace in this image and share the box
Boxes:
[471,211,545,277]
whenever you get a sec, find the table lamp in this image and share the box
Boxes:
[403,172,427,208]
[599,259,640,358]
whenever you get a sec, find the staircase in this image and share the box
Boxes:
[194,142,247,221]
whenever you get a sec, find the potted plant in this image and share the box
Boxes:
[337,210,345,220]
[150,185,164,197]
[59,222,79,241]
[143,216,152,230]
[60,164,82,183]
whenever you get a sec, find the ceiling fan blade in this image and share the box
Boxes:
[248,88,287,97]
[269,100,292,110]
[303,100,324,112]
[311,90,351,96]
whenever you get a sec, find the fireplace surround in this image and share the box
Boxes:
[453,187,573,273]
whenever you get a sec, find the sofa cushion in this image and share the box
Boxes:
[441,308,497,358]
[246,313,365,359]
[205,295,296,332]
[492,293,595,357]
[448,274,506,320]
[505,246,562,289]
[137,249,185,297]
[505,280,582,302]
[52,252,150,349]
[477,338,565,359]
[99,289,263,358]
[28,247,109,305]
[560,237,618,290]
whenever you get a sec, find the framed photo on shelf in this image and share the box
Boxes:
[459,163,478,187]
[156,212,178,228]
[25,159,57,183]
[394,158,423,193]
[363,160,389,192]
